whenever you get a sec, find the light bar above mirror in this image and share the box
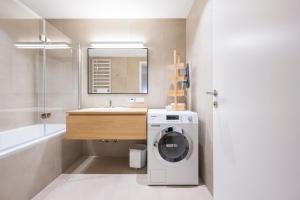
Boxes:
[90,42,144,49]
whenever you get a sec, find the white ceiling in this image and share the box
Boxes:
[18,0,195,19]
[0,0,40,18]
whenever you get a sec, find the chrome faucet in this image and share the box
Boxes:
[109,100,112,108]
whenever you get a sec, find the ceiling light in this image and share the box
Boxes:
[15,42,71,49]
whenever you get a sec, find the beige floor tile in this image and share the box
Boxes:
[33,157,213,200]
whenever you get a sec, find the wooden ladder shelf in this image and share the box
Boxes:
[168,50,187,111]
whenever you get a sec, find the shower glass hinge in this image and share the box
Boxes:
[40,112,52,119]
[39,34,48,42]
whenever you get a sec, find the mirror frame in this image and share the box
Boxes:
[87,47,149,94]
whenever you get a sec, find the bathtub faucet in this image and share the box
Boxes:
[40,112,52,119]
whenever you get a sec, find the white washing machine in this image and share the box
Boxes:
[147,109,199,185]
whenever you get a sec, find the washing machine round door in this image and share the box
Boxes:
[155,126,191,163]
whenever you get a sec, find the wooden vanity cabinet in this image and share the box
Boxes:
[66,108,147,140]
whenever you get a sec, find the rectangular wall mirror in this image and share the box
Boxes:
[88,48,148,94]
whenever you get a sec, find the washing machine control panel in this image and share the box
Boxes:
[148,111,198,124]
[166,115,180,120]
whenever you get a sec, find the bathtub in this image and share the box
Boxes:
[0,123,66,158]
[0,123,83,200]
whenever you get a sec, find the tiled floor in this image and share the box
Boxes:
[32,157,213,200]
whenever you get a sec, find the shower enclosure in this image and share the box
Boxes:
[0,11,79,152]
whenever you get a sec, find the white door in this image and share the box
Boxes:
[213,0,300,200]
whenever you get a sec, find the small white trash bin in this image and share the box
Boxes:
[129,144,147,169]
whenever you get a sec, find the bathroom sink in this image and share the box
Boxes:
[78,107,129,112]
[79,107,110,112]
[109,107,131,111]
[67,107,147,114]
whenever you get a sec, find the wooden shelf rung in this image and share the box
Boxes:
[170,75,187,82]
[168,89,187,97]
[168,63,186,69]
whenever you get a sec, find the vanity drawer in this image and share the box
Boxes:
[66,114,147,140]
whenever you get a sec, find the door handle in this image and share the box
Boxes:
[206,90,218,97]
[206,90,218,108]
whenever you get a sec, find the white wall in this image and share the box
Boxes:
[213,0,300,199]
[186,0,213,193]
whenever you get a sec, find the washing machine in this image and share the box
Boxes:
[147,109,199,185]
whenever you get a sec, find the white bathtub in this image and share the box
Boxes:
[0,124,66,158]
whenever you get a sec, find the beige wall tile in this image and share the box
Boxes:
[82,140,145,157]
[0,24,38,131]
[48,19,186,109]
